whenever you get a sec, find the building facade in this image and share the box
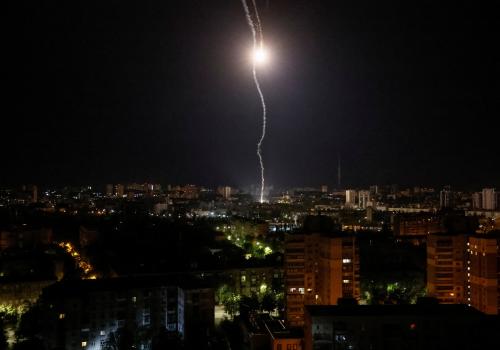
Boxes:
[285,231,359,327]
[358,191,371,209]
[304,303,497,350]
[481,188,497,210]
[468,235,500,314]
[427,234,468,304]
[345,190,356,208]
[38,278,214,350]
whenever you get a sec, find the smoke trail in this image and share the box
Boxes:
[251,0,264,47]
[241,0,267,203]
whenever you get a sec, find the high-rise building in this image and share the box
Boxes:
[472,192,482,209]
[358,190,370,209]
[217,186,232,200]
[285,217,359,327]
[105,184,113,197]
[321,185,328,193]
[468,234,500,314]
[427,234,468,304]
[481,188,497,210]
[114,184,125,197]
[32,185,38,203]
[366,206,374,223]
[440,189,452,209]
[345,190,356,208]
[369,185,378,195]
[38,277,214,350]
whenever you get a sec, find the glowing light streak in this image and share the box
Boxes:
[241,0,267,203]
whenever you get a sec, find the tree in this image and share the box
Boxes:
[275,292,285,316]
[239,294,260,318]
[216,284,232,305]
[260,292,276,313]
[221,293,240,317]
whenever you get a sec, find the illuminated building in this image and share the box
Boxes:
[217,186,232,200]
[169,184,200,199]
[126,183,145,192]
[468,234,500,314]
[114,184,125,197]
[481,188,497,210]
[357,190,370,209]
[229,267,284,297]
[472,192,482,209]
[427,233,468,304]
[285,216,359,327]
[439,189,452,209]
[321,185,328,193]
[392,213,442,237]
[345,190,356,208]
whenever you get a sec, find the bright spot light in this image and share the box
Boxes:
[253,47,269,65]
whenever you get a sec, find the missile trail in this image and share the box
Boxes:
[241,0,267,203]
[252,0,264,46]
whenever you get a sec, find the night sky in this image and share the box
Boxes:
[3,0,499,188]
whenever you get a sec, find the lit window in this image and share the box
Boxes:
[298,288,305,294]
[343,279,350,283]
[342,258,351,264]
[100,330,106,336]
[59,313,65,320]
[81,341,87,347]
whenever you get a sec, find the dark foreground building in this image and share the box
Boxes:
[36,276,214,350]
[304,301,500,350]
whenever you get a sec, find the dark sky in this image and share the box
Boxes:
[3,0,499,189]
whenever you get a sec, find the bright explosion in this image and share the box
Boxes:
[253,47,269,65]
